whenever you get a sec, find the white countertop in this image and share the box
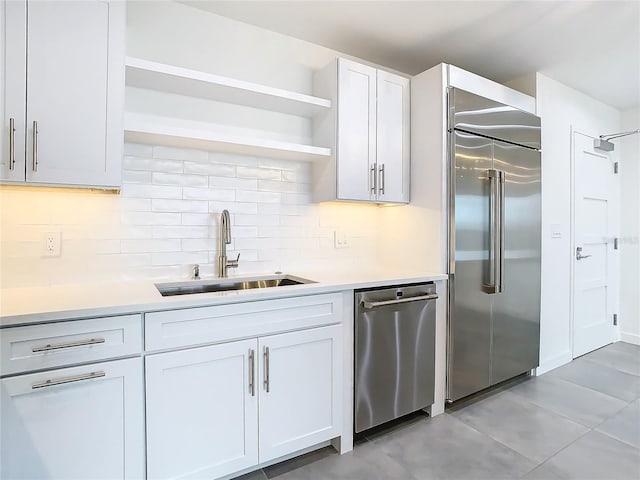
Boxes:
[0,268,447,327]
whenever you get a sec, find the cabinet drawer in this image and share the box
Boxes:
[145,293,343,351]
[0,314,142,376]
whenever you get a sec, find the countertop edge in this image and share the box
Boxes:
[0,272,448,327]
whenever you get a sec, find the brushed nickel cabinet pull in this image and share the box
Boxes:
[8,117,15,170]
[370,164,377,194]
[379,164,385,194]
[32,371,106,389]
[32,337,106,353]
[263,346,270,392]
[32,120,38,172]
[248,349,255,396]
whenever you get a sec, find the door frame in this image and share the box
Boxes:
[569,126,620,358]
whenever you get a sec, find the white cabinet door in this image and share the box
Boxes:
[1,0,124,187]
[145,339,259,480]
[336,58,377,201]
[0,358,144,479]
[1,0,27,182]
[377,70,410,203]
[258,325,342,463]
[24,0,124,187]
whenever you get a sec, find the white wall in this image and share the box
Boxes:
[0,1,382,288]
[535,74,622,373]
[619,108,640,345]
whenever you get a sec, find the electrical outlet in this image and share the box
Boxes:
[334,230,348,249]
[44,231,61,257]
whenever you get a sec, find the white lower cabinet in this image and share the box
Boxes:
[145,324,343,480]
[258,325,342,463]
[0,357,144,479]
[145,339,258,480]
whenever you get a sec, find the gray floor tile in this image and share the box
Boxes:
[548,355,640,402]
[233,469,268,480]
[596,399,640,448]
[452,391,589,463]
[582,342,640,376]
[264,442,418,480]
[508,374,627,427]
[369,413,536,480]
[522,431,640,480]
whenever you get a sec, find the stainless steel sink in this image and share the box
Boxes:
[155,274,315,297]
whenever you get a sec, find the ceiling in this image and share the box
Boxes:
[182,0,640,111]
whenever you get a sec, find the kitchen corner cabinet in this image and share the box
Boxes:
[312,58,410,204]
[145,325,342,480]
[0,358,144,479]
[0,0,125,188]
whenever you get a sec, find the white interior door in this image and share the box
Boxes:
[572,131,617,357]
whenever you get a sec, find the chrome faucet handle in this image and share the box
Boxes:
[227,253,240,269]
[192,264,200,280]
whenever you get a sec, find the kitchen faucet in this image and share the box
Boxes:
[218,209,239,277]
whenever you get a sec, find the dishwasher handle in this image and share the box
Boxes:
[362,293,438,309]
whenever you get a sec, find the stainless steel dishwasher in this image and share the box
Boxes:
[355,283,438,433]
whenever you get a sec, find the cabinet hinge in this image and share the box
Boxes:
[614,162,619,174]
[613,314,618,326]
[614,237,619,250]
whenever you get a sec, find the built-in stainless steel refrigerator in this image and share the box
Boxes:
[447,88,542,402]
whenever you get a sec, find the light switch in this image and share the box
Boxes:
[334,230,348,248]
[551,224,562,239]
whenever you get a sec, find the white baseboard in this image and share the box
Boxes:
[620,332,640,345]
[536,351,573,375]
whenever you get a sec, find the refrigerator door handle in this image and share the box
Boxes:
[497,170,505,293]
[483,169,501,294]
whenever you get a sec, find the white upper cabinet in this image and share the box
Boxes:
[1,0,125,188]
[313,58,410,204]
[336,60,377,201]
[376,70,410,203]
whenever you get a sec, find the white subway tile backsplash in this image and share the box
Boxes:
[183,187,235,201]
[121,239,181,253]
[153,146,207,162]
[123,143,153,157]
[258,179,299,193]
[121,184,182,199]
[184,161,236,176]
[152,199,208,213]
[153,225,209,239]
[153,172,208,187]
[122,170,152,184]
[237,166,282,181]
[209,201,257,215]
[209,152,257,167]
[152,251,209,266]
[234,214,280,226]
[209,176,258,190]
[181,238,213,252]
[236,190,281,203]
[121,212,182,226]
[124,156,183,173]
[181,213,215,226]
[229,226,259,238]
[0,143,380,287]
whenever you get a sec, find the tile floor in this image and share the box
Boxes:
[236,341,640,480]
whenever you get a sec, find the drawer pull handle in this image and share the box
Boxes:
[32,371,106,389]
[9,117,15,170]
[32,337,106,352]
[263,346,270,393]
[248,349,255,397]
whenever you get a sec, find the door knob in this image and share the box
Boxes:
[576,246,592,260]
